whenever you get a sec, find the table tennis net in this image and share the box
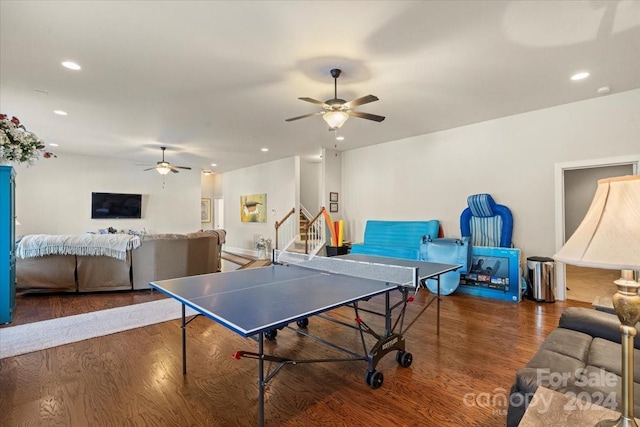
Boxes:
[274,250,417,287]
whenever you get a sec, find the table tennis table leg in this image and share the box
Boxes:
[437,275,441,336]
[385,292,391,336]
[258,332,265,427]
[182,304,187,375]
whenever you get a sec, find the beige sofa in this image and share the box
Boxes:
[16,231,225,293]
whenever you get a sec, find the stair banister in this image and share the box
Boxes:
[305,207,326,255]
[274,207,296,250]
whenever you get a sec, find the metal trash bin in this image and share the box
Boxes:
[526,256,556,302]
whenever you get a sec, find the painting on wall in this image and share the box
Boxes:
[201,198,211,223]
[240,193,267,223]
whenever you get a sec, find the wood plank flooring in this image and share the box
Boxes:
[0,289,590,427]
[565,264,619,304]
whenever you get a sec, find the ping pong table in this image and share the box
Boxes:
[150,251,460,426]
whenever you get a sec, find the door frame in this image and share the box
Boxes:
[554,155,640,300]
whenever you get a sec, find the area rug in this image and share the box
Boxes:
[0,298,196,359]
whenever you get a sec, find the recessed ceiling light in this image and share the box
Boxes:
[570,72,590,81]
[61,61,81,70]
[336,135,345,141]
[261,148,269,152]
[53,110,67,116]
[210,163,217,167]
[49,143,59,147]
[202,170,213,176]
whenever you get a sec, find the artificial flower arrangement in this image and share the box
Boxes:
[0,114,56,165]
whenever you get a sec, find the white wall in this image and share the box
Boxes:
[342,89,640,261]
[222,157,296,252]
[300,159,320,214]
[322,148,342,216]
[200,173,223,230]
[564,164,633,239]
[13,153,201,235]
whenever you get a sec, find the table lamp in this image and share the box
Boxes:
[554,174,640,427]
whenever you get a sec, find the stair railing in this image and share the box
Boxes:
[304,207,326,255]
[274,207,296,250]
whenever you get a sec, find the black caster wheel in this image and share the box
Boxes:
[265,329,278,340]
[365,370,384,389]
[296,318,309,328]
[396,351,413,368]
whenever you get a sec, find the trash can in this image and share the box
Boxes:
[526,256,556,302]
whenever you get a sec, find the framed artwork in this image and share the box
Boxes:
[329,192,339,202]
[241,193,267,222]
[201,198,212,223]
[329,203,338,213]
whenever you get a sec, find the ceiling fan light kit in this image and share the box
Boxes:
[286,68,385,131]
[156,164,172,175]
[143,146,192,175]
[323,111,349,129]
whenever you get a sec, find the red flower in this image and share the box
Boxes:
[43,151,57,159]
[0,114,6,120]
[10,116,20,126]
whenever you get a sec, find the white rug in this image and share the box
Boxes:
[0,298,197,359]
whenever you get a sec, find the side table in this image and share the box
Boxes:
[518,386,640,426]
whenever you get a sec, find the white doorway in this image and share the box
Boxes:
[214,198,224,230]
[554,155,640,301]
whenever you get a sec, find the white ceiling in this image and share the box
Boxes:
[1,1,639,174]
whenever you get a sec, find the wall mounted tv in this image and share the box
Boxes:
[91,192,142,219]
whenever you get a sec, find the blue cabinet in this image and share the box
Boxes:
[0,165,16,323]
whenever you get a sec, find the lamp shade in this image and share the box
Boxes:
[323,111,349,129]
[554,175,640,270]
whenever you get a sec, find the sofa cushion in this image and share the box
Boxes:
[559,307,640,349]
[532,328,593,362]
[588,337,640,382]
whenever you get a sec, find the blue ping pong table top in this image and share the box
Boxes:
[151,264,398,337]
[151,255,460,338]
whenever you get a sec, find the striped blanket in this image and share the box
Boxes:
[16,234,141,261]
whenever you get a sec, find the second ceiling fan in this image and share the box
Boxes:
[286,68,385,130]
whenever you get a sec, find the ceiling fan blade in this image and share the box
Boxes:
[170,167,180,173]
[343,95,379,109]
[298,97,328,107]
[142,167,156,171]
[285,111,323,122]
[349,111,386,122]
[175,165,191,170]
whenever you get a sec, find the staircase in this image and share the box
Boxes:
[299,211,309,241]
[275,206,326,255]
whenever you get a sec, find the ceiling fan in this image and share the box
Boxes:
[286,68,385,130]
[143,147,192,175]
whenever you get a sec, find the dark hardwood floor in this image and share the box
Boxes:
[0,290,590,426]
[2,289,167,327]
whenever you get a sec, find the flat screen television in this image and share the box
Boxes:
[91,192,142,219]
